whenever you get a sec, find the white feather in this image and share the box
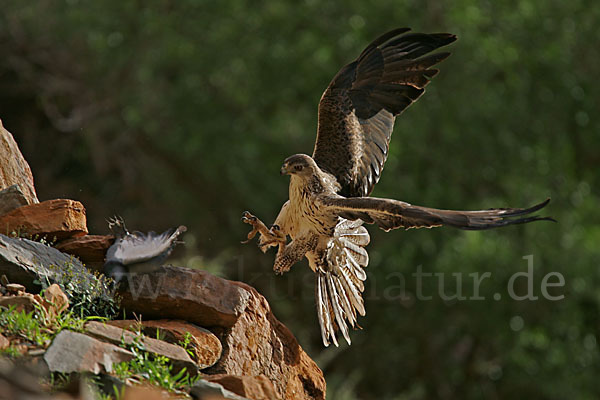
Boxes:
[315,218,370,346]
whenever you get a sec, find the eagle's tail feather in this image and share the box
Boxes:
[316,219,370,347]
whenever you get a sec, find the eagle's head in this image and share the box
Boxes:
[280,154,318,177]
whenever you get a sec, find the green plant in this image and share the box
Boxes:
[0,345,23,358]
[0,305,52,348]
[40,259,120,319]
[84,374,125,400]
[7,229,58,247]
[178,331,195,358]
[96,385,124,400]
[113,330,199,392]
[47,372,72,392]
[0,303,105,354]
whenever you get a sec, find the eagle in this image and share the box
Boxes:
[242,28,552,347]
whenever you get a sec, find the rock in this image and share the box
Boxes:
[0,294,39,313]
[27,349,46,357]
[117,266,325,400]
[0,333,9,350]
[0,199,87,241]
[0,185,29,216]
[0,358,51,400]
[108,319,222,369]
[190,379,250,400]
[84,321,198,375]
[6,283,26,294]
[55,235,114,270]
[206,374,280,400]
[44,330,133,374]
[121,385,179,400]
[0,121,38,205]
[0,234,97,294]
[117,265,252,328]
[43,284,69,311]
[208,282,326,400]
[40,284,69,320]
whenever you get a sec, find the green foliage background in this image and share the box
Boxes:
[1,0,598,398]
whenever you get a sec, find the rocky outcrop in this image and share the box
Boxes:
[0,199,87,241]
[0,122,327,399]
[0,232,326,400]
[210,282,326,400]
[0,120,38,205]
[116,266,326,400]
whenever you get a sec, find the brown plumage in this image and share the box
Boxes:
[314,28,457,197]
[242,28,553,347]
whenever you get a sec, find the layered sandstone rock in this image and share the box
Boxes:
[0,199,87,241]
[55,234,114,270]
[0,122,327,399]
[108,319,222,369]
[0,120,38,205]
[116,266,326,400]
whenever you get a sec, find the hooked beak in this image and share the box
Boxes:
[280,164,289,175]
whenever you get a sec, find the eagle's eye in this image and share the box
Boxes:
[294,165,304,171]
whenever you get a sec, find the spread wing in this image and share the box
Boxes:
[321,197,554,231]
[312,28,457,197]
[315,219,370,347]
[105,226,187,265]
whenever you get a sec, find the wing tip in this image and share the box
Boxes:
[512,197,553,219]
[436,33,458,45]
[365,28,457,55]
[463,198,555,230]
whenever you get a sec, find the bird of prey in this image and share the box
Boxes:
[103,216,187,284]
[242,28,552,347]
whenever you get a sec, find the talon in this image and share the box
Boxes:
[241,211,257,224]
[241,227,258,244]
[241,211,285,250]
[274,268,287,275]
